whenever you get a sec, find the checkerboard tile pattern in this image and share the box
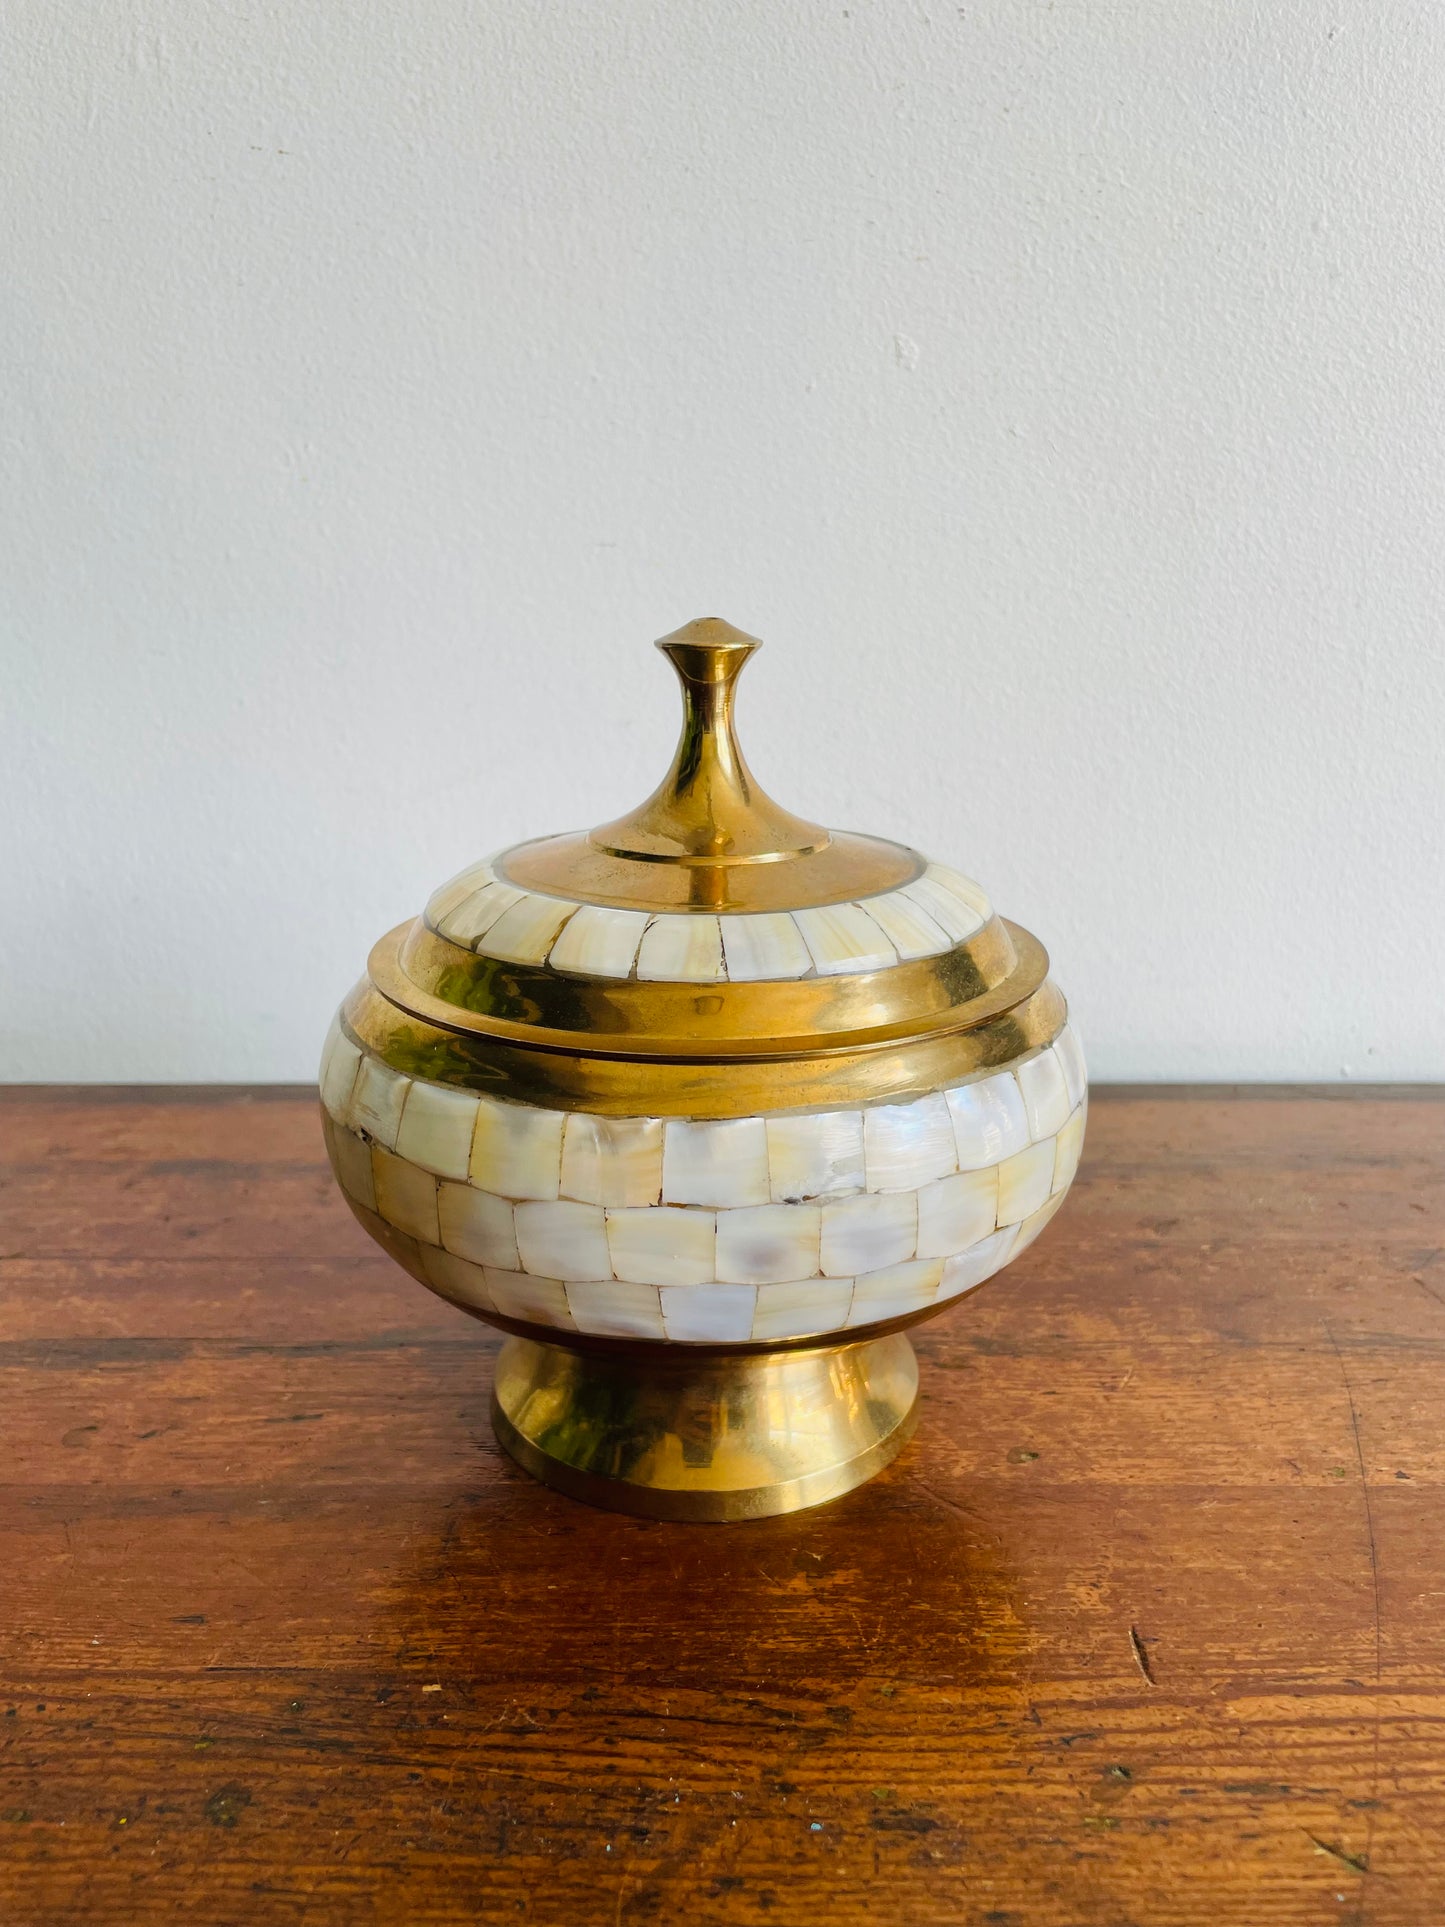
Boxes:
[424,856,994,985]
[320,1017,1086,1345]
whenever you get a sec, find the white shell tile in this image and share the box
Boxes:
[560,1113,664,1208]
[863,1092,957,1191]
[485,1269,574,1330]
[514,1199,612,1280]
[1052,1103,1086,1196]
[1017,1048,1072,1141]
[859,890,953,961]
[996,1140,1056,1226]
[750,1278,856,1342]
[719,912,813,981]
[1055,1022,1088,1111]
[319,1021,363,1120]
[606,1205,716,1286]
[547,904,650,979]
[660,1284,758,1343]
[915,1167,1000,1259]
[394,1080,478,1181]
[635,914,725,983]
[441,881,526,947]
[820,1190,917,1277]
[945,1071,1031,1171]
[1014,1190,1066,1256]
[345,1056,409,1150]
[848,1258,944,1328]
[898,875,984,945]
[370,1145,440,1245]
[937,1226,1019,1301]
[567,1279,666,1340]
[766,1109,865,1203]
[437,1183,518,1269]
[326,1119,376,1212]
[426,860,496,928]
[793,902,898,977]
[926,862,992,920]
[481,894,579,965]
[715,1203,821,1286]
[469,1097,563,1202]
[420,1244,495,1310]
[663,1117,770,1208]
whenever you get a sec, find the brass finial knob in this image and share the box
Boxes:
[591,618,830,868]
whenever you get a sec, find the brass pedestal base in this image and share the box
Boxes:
[491,1331,919,1522]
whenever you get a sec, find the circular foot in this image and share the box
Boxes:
[491,1331,919,1522]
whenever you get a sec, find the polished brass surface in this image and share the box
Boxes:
[345,938,1066,1116]
[490,1330,920,1521]
[399,911,1022,1051]
[501,618,921,911]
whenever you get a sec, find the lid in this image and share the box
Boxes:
[364,618,1051,1066]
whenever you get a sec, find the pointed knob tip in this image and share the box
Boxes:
[655,616,763,674]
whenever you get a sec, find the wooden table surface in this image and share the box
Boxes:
[2,1085,1443,1925]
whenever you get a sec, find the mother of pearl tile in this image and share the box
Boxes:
[793,903,898,977]
[715,1203,821,1285]
[469,1097,563,1202]
[324,1116,376,1212]
[606,1205,716,1286]
[1051,1104,1086,1196]
[419,1244,496,1311]
[897,874,984,945]
[719,912,814,981]
[996,1140,1056,1226]
[1055,1023,1088,1110]
[438,1182,518,1270]
[370,1145,441,1245]
[820,1190,917,1277]
[394,1080,479,1181]
[344,1056,409,1151]
[635,914,724,983]
[660,1284,758,1343]
[750,1278,856,1343]
[481,893,579,965]
[847,1258,944,1328]
[1016,1048,1071,1141]
[514,1200,612,1280]
[426,859,496,928]
[560,1113,663,1208]
[319,1021,363,1121]
[945,1071,1030,1171]
[937,1225,1019,1301]
[547,904,650,978]
[440,881,526,947]
[863,1092,957,1191]
[765,1109,865,1203]
[485,1269,573,1330]
[663,1117,770,1208]
[858,890,953,961]
[567,1279,666,1340]
[915,1167,999,1259]
[1013,1189,1066,1255]
[926,862,993,920]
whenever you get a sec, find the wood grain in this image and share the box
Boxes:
[1,1084,1442,1925]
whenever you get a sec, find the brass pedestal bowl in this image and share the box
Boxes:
[320,619,1085,1520]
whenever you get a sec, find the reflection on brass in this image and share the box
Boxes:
[343,967,1066,1117]
[491,1331,920,1522]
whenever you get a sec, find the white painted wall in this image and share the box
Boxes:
[4,3,1442,1083]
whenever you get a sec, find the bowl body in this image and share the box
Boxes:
[320,1005,1086,1351]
